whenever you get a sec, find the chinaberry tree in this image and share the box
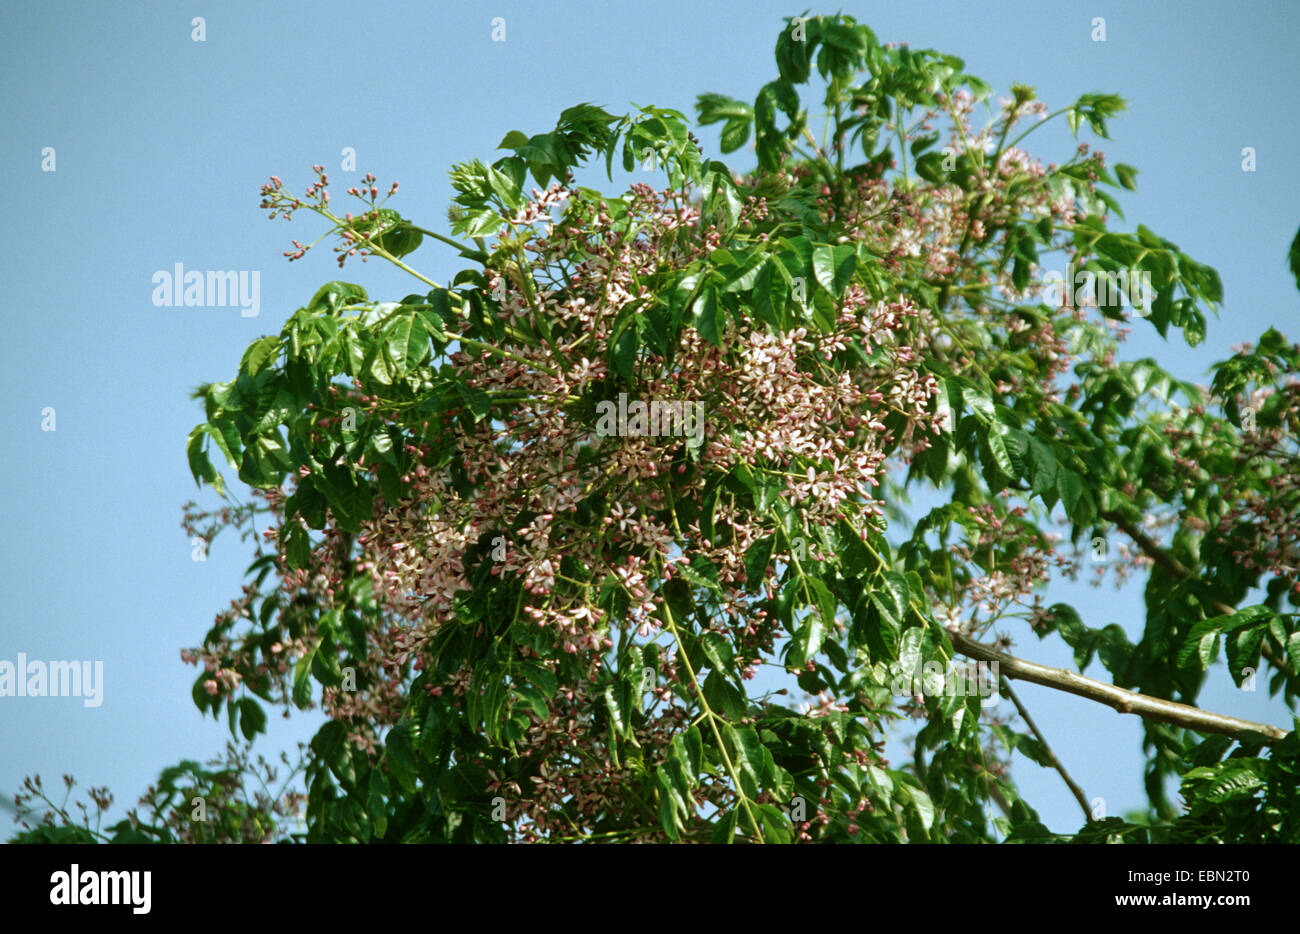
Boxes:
[14,13,1300,844]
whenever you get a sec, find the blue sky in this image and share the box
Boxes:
[2,0,1297,838]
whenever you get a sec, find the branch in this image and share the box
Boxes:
[948,630,1288,744]
[1101,510,1201,591]
[1101,508,1295,675]
[1001,680,1094,823]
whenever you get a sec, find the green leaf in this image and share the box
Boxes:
[513,684,550,721]
[282,523,311,569]
[896,626,925,689]
[993,725,1056,769]
[1184,760,1267,804]
[655,768,685,840]
[721,724,763,799]
[696,92,753,126]
[207,416,242,471]
[385,721,419,795]
[756,803,792,843]
[753,260,788,329]
[1289,224,1300,292]
[1179,626,1220,670]
[720,119,751,153]
[812,243,857,297]
[353,209,424,258]
[240,336,280,377]
[810,574,837,624]
[710,808,739,844]
[959,379,994,423]
[699,631,735,672]
[1027,438,1058,497]
[720,250,767,293]
[186,427,218,488]
[498,130,530,149]
[307,281,368,315]
[665,741,695,804]
[485,163,524,210]
[788,613,826,669]
[292,648,314,708]
[191,676,211,716]
[367,770,389,838]
[703,670,747,720]
[383,313,429,375]
[984,422,1015,483]
[604,684,629,738]
[775,19,812,83]
[900,781,935,834]
[680,725,704,776]
[744,535,774,589]
[311,642,342,688]
[871,571,909,630]
[694,286,720,346]
[1178,606,1272,670]
[238,698,267,740]
[1057,469,1083,517]
[520,664,557,699]
[613,323,639,384]
[915,151,947,184]
[1114,163,1138,191]
[456,384,493,421]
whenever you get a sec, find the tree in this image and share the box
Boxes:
[14,13,1300,844]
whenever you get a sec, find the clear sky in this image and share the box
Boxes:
[2,0,1297,837]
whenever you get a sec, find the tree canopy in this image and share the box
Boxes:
[14,13,1300,845]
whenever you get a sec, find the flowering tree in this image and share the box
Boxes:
[15,14,1300,844]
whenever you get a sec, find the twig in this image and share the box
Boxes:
[1101,508,1295,675]
[1001,680,1093,823]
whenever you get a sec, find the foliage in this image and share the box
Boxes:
[10,743,306,843]
[13,14,1300,844]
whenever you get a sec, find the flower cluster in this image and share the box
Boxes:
[260,166,403,267]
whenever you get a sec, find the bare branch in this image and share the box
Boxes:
[948,630,1288,744]
[1001,680,1093,822]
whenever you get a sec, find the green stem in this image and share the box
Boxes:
[410,225,484,257]
[654,555,766,843]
